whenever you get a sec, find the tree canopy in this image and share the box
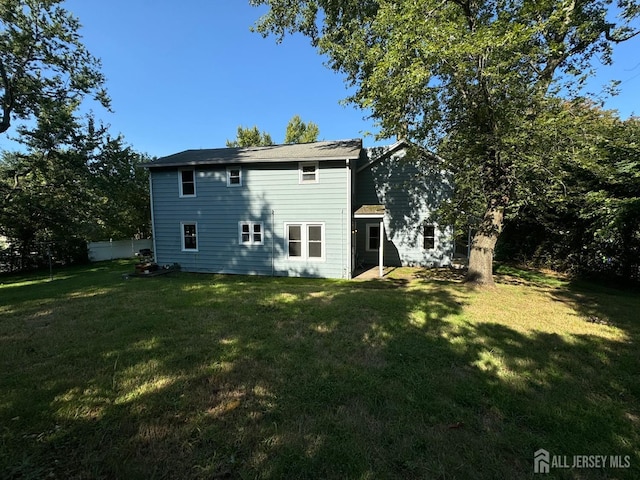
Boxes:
[0,1,150,272]
[226,115,320,147]
[0,0,109,135]
[226,125,274,147]
[250,0,639,284]
[497,105,640,282]
[0,100,151,271]
[284,114,319,143]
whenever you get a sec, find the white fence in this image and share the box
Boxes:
[88,239,153,262]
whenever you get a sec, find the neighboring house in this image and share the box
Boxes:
[144,139,453,279]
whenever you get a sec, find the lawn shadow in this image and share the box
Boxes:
[1,267,639,479]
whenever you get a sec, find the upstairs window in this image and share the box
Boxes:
[227,167,242,187]
[239,221,264,245]
[179,169,196,197]
[299,162,318,184]
[423,224,436,250]
[181,222,198,251]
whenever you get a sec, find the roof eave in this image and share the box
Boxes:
[142,155,360,169]
[357,139,410,174]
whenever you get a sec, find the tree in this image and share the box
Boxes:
[226,125,274,147]
[0,98,151,271]
[0,0,109,135]
[250,0,639,285]
[0,99,101,268]
[497,106,640,282]
[284,114,319,143]
[226,116,321,146]
[89,135,151,241]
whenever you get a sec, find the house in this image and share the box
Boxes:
[144,139,453,279]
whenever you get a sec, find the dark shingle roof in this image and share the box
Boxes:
[144,139,363,168]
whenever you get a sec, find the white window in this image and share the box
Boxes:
[239,221,264,245]
[307,225,323,258]
[366,224,381,251]
[299,162,318,184]
[285,223,325,260]
[181,222,198,251]
[287,224,303,258]
[179,168,196,197]
[423,224,436,250]
[227,167,242,187]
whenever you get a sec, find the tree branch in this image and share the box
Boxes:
[0,58,14,134]
[605,27,640,43]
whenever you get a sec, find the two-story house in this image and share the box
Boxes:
[144,139,453,279]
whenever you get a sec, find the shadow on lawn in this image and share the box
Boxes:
[1,271,639,479]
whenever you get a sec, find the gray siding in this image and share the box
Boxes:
[355,149,454,267]
[151,161,351,278]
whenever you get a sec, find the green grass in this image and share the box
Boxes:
[1,261,639,479]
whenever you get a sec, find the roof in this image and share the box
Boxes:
[358,139,409,173]
[354,204,386,218]
[358,139,445,173]
[144,139,363,168]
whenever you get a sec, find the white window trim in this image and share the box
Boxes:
[365,223,381,252]
[226,167,242,187]
[239,221,264,246]
[179,168,196,197]
[298,162,319,184]
[423,224,437,250]
[284,222,325,261]
[181,221,198,252]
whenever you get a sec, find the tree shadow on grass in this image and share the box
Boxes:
[1,271,639,479]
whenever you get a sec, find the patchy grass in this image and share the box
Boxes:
[1,261,638,479]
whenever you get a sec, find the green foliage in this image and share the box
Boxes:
[225,125,274,147]
[89,136,151,240]
[497,107,640,281]
[226,115,321,146]
[284,114,319,143]
[0,0,129,271]
[0,0,109,134]
[0,99,151,272]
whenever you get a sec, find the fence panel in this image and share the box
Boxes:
[88,239,153,262]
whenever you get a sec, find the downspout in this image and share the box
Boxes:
[379,218,384,278]
[346,158,353,279]
[148,172,157,262]
[341,208,345,278]
[271,209,275,276]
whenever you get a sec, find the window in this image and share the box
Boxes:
[286,223,324,260]
[179,169,196,197]
[288,225,302,258]
[239,221,264,245]
[299,162,318,184]
[366,224,381,251]
[227,167,242,187]
[181,222,198,251]
[423,224,436,250]
[308,225,323,258]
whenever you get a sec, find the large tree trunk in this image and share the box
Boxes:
[466,205,504,286]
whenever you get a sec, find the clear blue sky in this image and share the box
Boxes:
[4,1,640,158]
[63,0,383,157]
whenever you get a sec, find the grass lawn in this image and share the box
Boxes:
[1,261,638,479]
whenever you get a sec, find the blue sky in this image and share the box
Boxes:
[62,1,379,157]
[3,1,640,158]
